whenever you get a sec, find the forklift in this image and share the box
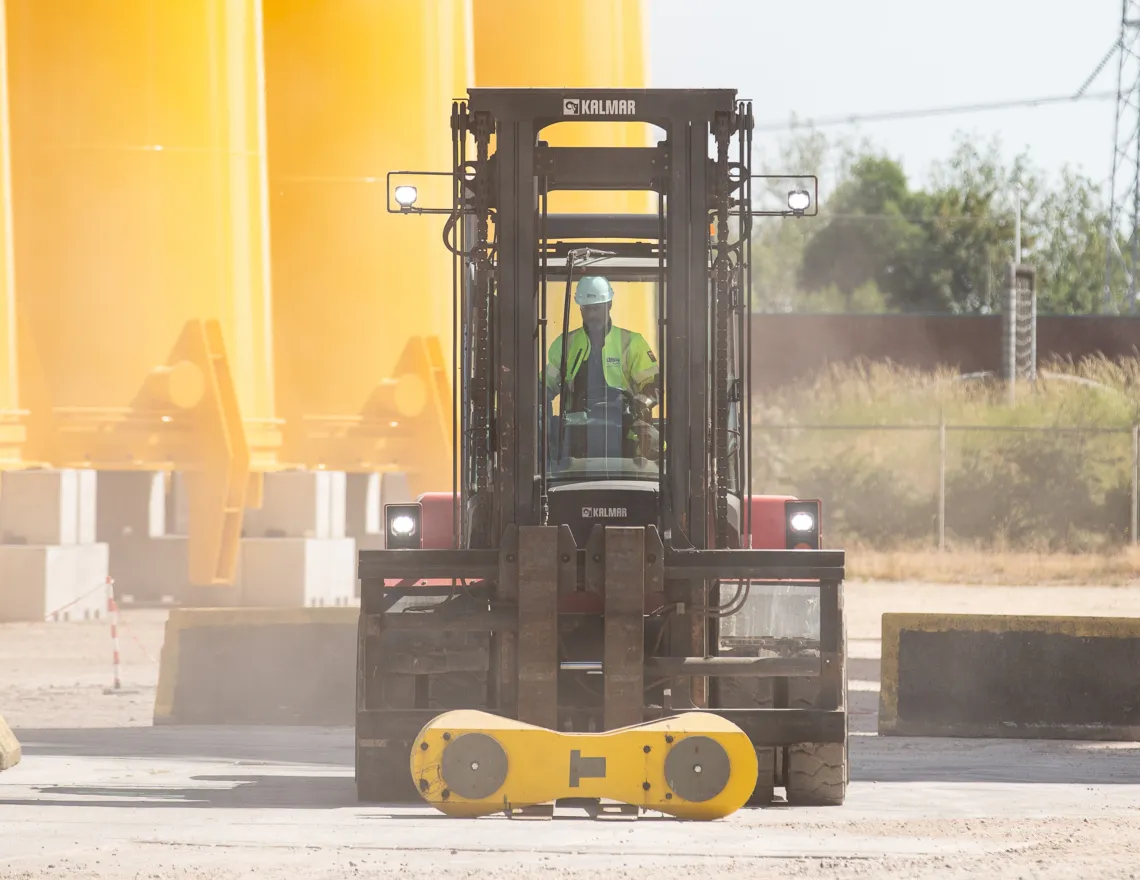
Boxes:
[356,88,847,811]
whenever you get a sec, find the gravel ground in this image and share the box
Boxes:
[1,581,1139,878]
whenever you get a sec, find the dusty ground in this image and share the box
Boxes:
[1,581,1140,878]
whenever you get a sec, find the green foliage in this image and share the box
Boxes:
[752,358,1140,551]
[753,127,1120,315]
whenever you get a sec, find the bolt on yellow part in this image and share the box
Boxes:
[410,709,759,821]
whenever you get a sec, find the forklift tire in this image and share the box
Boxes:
[784,742,847,806]
[356,742,420,804]
[783,631,849,806]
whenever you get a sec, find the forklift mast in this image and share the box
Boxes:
[448,88,754,553]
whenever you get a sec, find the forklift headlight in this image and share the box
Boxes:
[787,189,811,213]
[784,499,821,550]
[789,511,815,533]
[385,502,422,549]
[394,185,419,208]
[390,515,416,537]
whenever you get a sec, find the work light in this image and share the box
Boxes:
[785,499,821,550]
[787,189,811,213]
[789,511,815,533]
[385,502,422,549]
[394,185,419,209]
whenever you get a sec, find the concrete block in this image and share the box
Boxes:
[238,537,355,607]
[880,613,1140,740]
[154,607,358,725]
[168,472,190,536]
[77,468,97,544]
[0,543,110,622]
[0,469,98,546]
[108,535,189,604]
[0,713,19,771]
[243,471,347,540]
[346,472,381,539]
[96,471,165,541]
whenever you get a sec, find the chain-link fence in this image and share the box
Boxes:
[751,422,1140,551]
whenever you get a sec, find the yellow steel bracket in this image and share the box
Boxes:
[35,318,249,586]
[410,709,758,821]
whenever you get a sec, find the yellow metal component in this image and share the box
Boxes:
[411,709,758,821]
[40,320,249,586]
[287,335,453,496]
[473,0,655,342]
[5,0,281,586]
[6,0,281,472]
[0,0,29,469]
[262,1,468,485]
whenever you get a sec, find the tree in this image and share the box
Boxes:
[1030,167,1126,314]
[752,127,1120,316]
[911,135,1036,314]
[798,152,928,310]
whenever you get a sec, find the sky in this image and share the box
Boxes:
[646,0,1122,196]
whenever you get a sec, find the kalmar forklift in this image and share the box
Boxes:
[355,87,847,816]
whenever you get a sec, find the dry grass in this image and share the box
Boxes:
[847,546,1140,586]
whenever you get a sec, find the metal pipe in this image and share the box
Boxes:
[1132,422,1138,545]
[938,410,947,551]
[560,661,602,671]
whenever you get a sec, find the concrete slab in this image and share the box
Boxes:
[0,543,110,622]
[107,535,189,604]
[0,468,97,546]
[167,471,190,536]
[96,471,165,540]
[238,537,355,607]
[153,608,358,725]
[242,470,347,540]
[880,613,1140,740]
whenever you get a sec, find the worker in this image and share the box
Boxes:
[544,275,659,423]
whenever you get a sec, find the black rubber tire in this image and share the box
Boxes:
[356,744,420,803]
[784,741,847,806]
[784,628,849,807]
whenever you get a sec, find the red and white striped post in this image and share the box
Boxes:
[106,576,121,691]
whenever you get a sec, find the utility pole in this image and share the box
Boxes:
[1014,186,1022,265]
[1105,0,1140,313]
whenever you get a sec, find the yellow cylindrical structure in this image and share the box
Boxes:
[0,0,23,467]
[473,0,654,342]
[6,0,278,462]
[263,0,469,460]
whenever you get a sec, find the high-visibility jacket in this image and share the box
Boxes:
[544,324,658,406]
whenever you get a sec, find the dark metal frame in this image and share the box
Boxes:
[358,89,846,772]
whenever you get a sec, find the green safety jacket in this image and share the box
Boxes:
[544,323,659,407]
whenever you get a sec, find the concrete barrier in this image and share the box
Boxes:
[0,713,20,770]
[879,613,1140,740]
[154,607,358,725]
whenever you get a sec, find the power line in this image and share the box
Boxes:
[754,91,1116,133]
